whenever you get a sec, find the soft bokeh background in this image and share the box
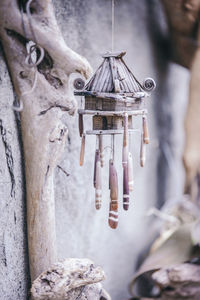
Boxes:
[0,0,190,299]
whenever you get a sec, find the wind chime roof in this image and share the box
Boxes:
[75,52,147,98]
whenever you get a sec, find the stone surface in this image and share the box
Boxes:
[0,0,190,299]
[0,46,30,298]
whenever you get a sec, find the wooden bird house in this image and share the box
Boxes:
[74,51,156,229]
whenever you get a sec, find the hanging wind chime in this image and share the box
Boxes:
[74,0,156,229]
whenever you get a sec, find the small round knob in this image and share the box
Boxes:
[73,78,85,90]
[143,78,156,92]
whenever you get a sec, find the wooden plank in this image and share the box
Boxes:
[86,129,139,135]
[78,108,147,116]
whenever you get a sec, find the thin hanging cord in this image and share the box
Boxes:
[112,0,115,52]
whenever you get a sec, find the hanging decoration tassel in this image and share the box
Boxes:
[93,149,100,188]
[142,115,149,144]
[140,133,146,167]
[99,135,104,167]
[80,134,85,166]
[122,113,129,210]
[128,152,134,192]
[109,160,118,229]
[95,160,102,210]
[79,114,84,137]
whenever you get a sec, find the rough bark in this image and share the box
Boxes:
[0,0,92,282]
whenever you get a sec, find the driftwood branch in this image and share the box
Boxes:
[161,0,200,68]
[129,199,200,299]
[161,1,200,197]
[153,263,200,300]
[0,0,93,289]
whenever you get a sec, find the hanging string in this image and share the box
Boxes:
[111,0,115,52]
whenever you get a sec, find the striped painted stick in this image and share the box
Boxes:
[140,133,146,167]
[128,152,134,192]
[93,149,100,188]
[109,161,118,229]
[95,160,102,210]
[123,163,129,210]
[79,114,84,137]
[80,134,85,166]
[142,115,149,144]
[99,135,104,167]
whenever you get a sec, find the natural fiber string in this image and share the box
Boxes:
[111,0,115,52]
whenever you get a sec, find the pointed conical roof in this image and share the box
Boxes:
[84,52,144,95]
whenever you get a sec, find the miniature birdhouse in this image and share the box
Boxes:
[74,51,156,229]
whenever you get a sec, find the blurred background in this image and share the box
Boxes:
[0,0,191,299]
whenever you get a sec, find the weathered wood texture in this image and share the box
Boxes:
[129,199,200,299]
[161,0,200,196]
[31,258,108,300]
[183,41,200,195]
[0,0,91,282]
[153,263,200,300]
[161,0,200,68]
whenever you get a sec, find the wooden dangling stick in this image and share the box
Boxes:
[80,134,85,166]
[140,133,146,167]
[93,149,100,188]
[99,135,104,167]
[109,160,118,229]
[79,114,84,137]
[95,160,102,210]
[142,115,149,144]
[128,152,134,192]
[122,113,129,167]
[123,163,129,210]
[122,113,129,209]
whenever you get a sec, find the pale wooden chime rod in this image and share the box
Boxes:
[140,132,146,167]
[142,115,149,144]
[94,135,102,210]
[95,158,102,210]
[109,159,119,229]
[128,152,134,192]
[108,134,119,229]
[80,133,85,166]
[140,114,149,166]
